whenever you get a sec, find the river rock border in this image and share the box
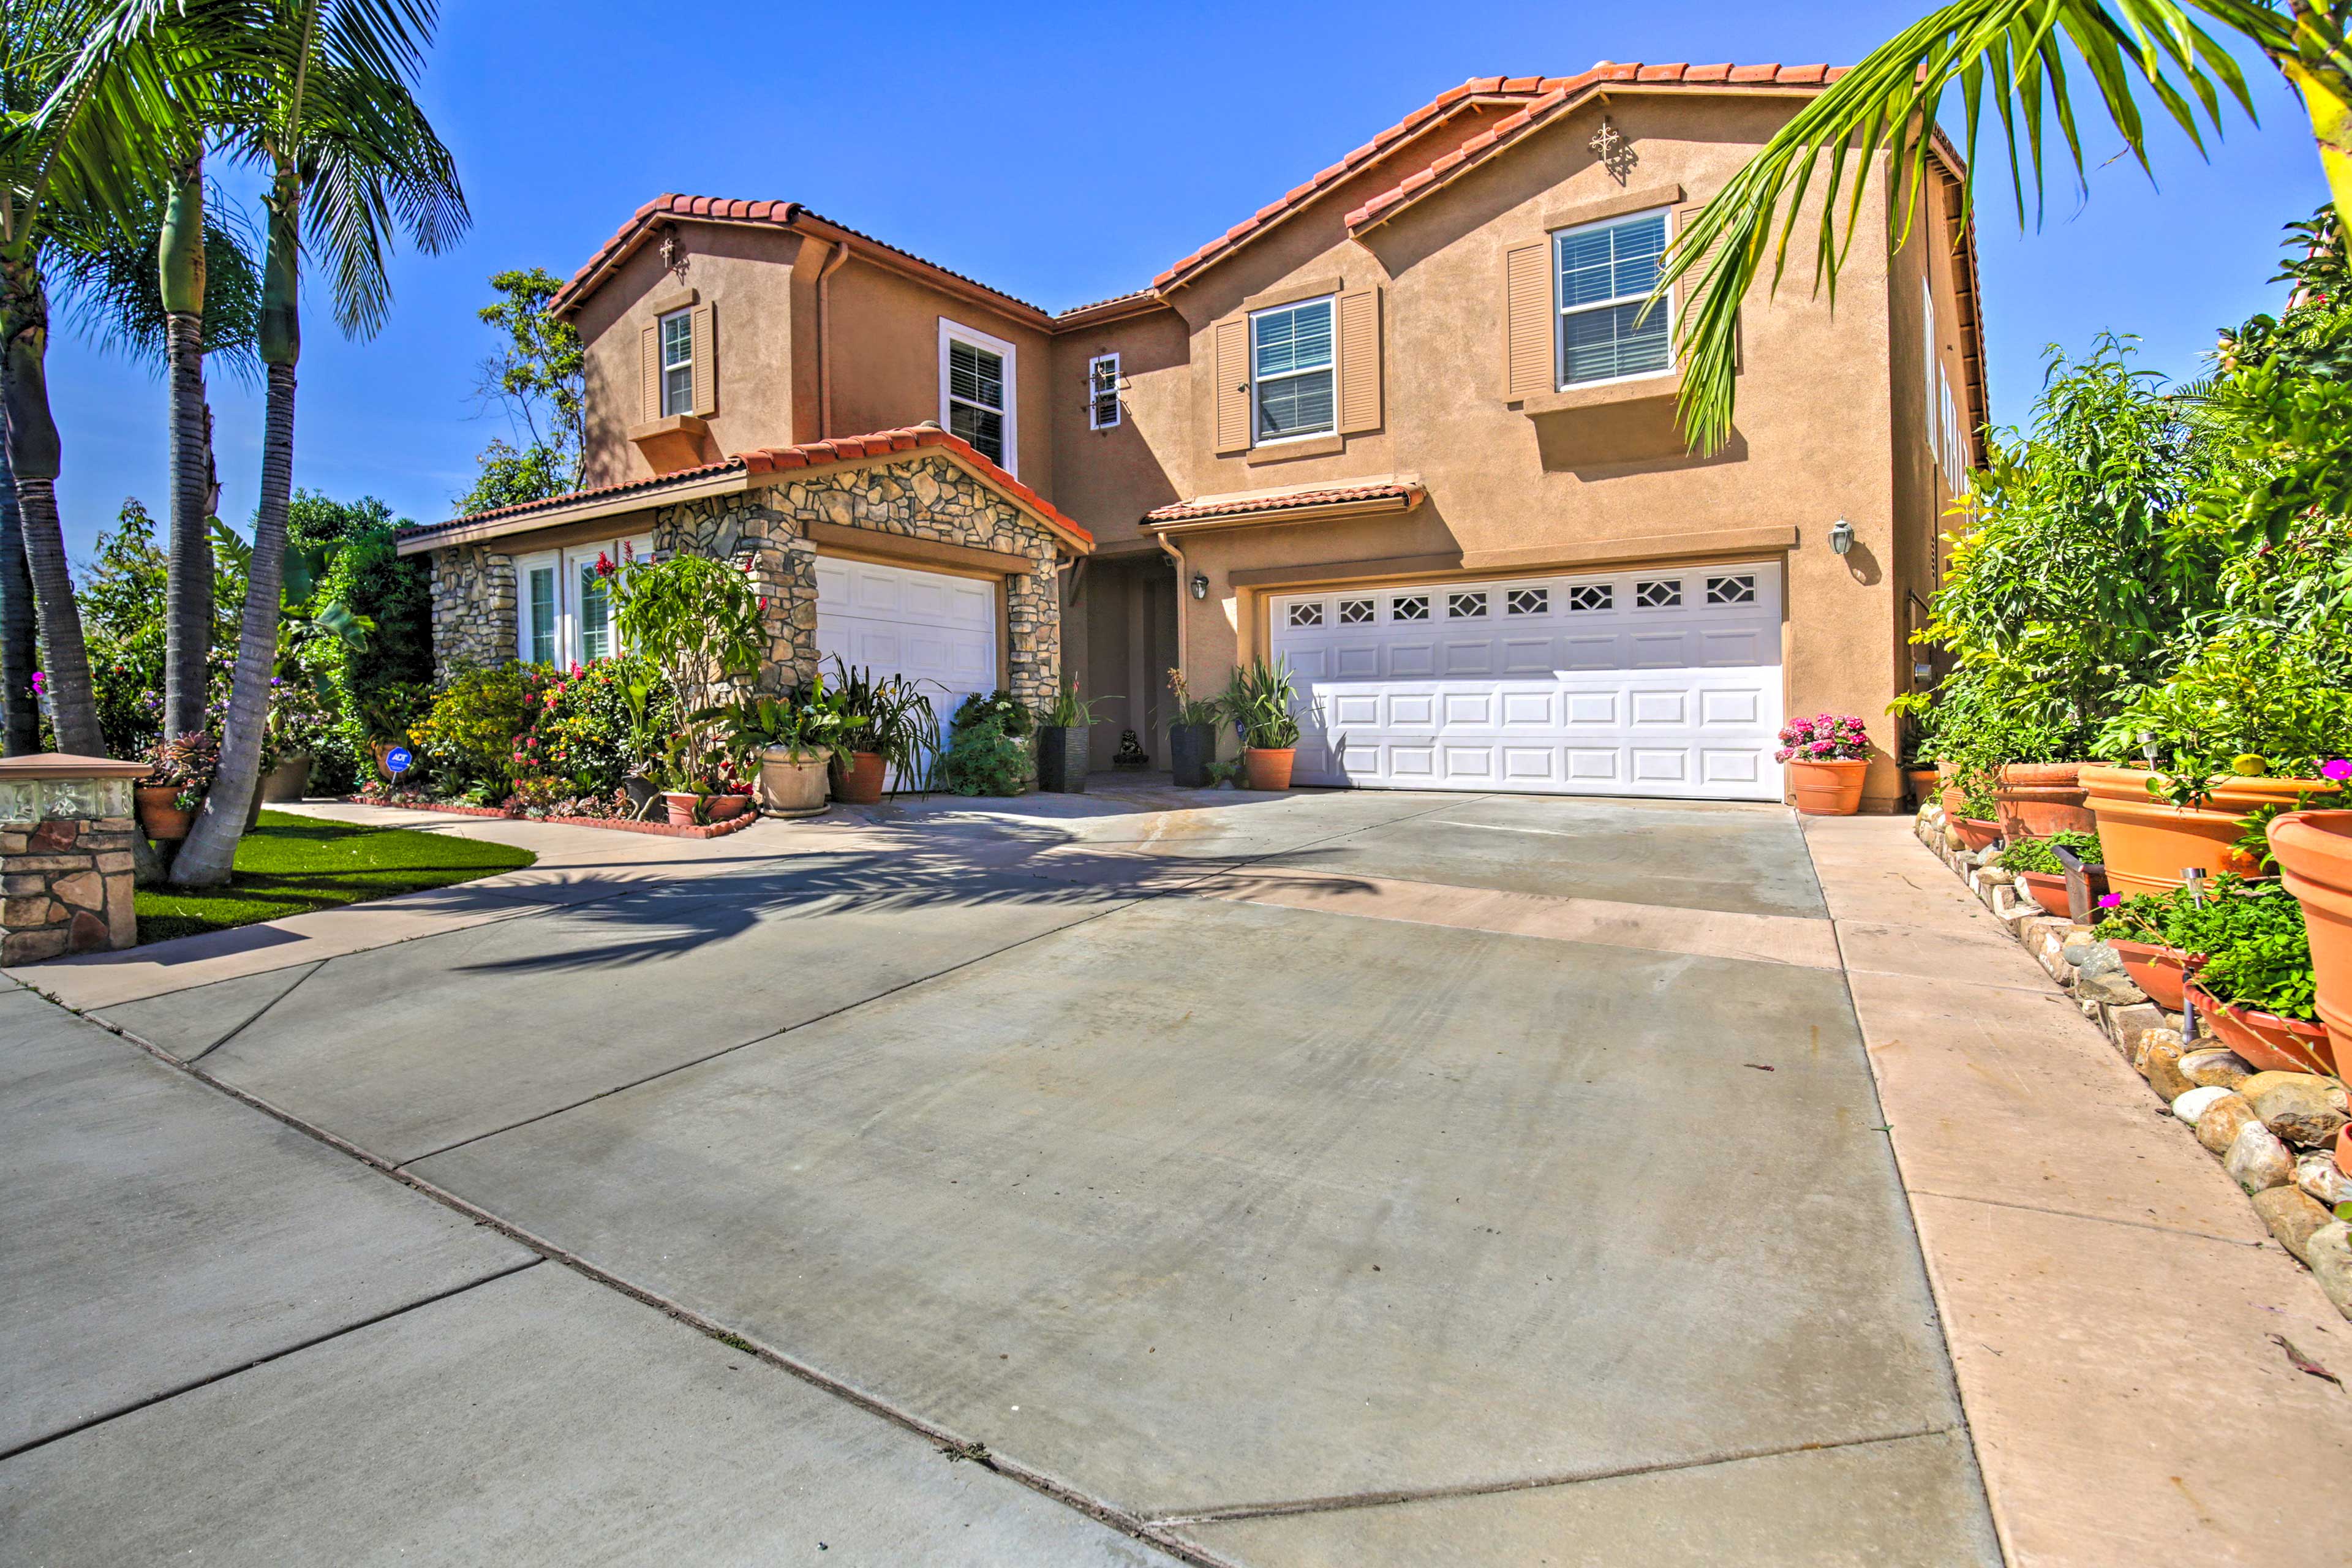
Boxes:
[1915,799,2352,1319]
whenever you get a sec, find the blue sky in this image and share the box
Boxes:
[42,0,2331,560]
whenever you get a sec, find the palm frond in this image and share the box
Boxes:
[1656,0,2283,456]
[43,177,262,379]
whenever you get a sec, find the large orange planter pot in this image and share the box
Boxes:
[2267,809,2352,1074]
[831,750,888,805]
[2185,978,2335,1077]
[1243,747,1295,791]
[1789,758,1869,816]
[1996,762,2096,839]
[2079,764,2334,898]
[2106,938,2195,1012]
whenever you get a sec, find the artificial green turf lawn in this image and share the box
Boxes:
[135,810,538,943]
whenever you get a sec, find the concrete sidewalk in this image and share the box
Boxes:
[1804,815,2352,1567]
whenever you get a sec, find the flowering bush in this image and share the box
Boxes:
[411,662,543,793]
[1774,714,1872,763]
[528,654,672,795]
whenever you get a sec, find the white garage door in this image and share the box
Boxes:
[815,556,998,758]
[1268,560,1784,801]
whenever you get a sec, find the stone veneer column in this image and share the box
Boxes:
[0,757,149,963]
[429,544,518,669]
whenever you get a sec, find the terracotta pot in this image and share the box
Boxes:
[1953,817,2003,853]
[2185,978,2335,1077]
[1243,747,1295,791]
[1995,761,2096,839]
[662,791,703,827]
[259,753,312,802]
[1903,767,1938,810]
[2016,869,2074,919]
[831,750,887,806]
[135,785,192,841]
[2081,764,2334,899]
[2267,809,2352,1076]
[707,794,753,822]
[1789,757,1869,815]
[757,749,829,817]
[2337,1120,2351,1181]
[2106,938,2195,1013]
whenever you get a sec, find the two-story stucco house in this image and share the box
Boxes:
[396,61,1986,811]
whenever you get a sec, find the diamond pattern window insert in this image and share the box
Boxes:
[1447,591,1489,619]
[1287,601,1324,628]
[1391,594,1429,621]
[1339,598,1374,625]
[1706,574,1757,606]
[1567,583,1614,612]
[1506,587,1550,617]
[1635,579,1682,609]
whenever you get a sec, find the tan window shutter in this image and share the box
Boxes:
[639,322,660,423]
[1675,203,1740,371]
[1212,315,1251,454]
[1336,285,1382,434]
[690,303,717,417]
[1503,241,1551,399]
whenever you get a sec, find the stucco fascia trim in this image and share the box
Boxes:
[804,519,1035,579]
[395,473,749,555]
[1242,274,1346,312]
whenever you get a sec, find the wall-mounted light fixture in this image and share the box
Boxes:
[1191,572,1210,601]
[1828,518,1855,556]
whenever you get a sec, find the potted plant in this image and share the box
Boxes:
[1777,714,1874,815]
[613,551,766,815]
[725,680,864,818]
[1996,830,2103,919]
[1168,667,1222,788]
[1036,679,1109,794]
[932,691,1033,797]
[2084,625,2352,896]
[355,681,431,782]
[1994,761,2097,838]
[1222,658,1301,791]
[135,731,219,842]
[2268,805,2352,1072]
[826,657,939,806]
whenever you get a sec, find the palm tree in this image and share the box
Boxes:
[1664,1,2350,454]
[170,0,465,885]
[160,157,214,739]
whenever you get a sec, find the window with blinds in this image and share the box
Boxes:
[1555,209,1672,386]
[658,310,694,417]
[947,339,1006,464]
[1251,296,1335,441]
[1087,353,1120,429]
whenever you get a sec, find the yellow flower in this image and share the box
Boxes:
[2231,753,2269,777]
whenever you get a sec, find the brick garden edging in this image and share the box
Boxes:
[344,797,764,840]
[1914,799,2352,1317]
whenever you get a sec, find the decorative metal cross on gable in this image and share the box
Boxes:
[659,228,690,282]
[1589,116,1637,185]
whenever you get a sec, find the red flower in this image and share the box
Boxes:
[594,551,615,578]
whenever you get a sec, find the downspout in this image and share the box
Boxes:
[1155,528,1188,674]
[815,239,850,439]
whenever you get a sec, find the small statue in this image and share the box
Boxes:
[1112,729,1150,769]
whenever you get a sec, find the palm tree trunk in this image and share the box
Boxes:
[0,252,105,758]
[161,161,212,741]
[0,402,41,755]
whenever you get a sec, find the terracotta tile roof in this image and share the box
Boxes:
[547,196,1052,320]
[399,426,1091,551]
[1153,63,1841,291]
[1143,480,1425,526]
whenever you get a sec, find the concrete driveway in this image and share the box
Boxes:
[4,784,2000,1566]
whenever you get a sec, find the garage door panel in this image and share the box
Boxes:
[1271,560,1782,801]
[816,558,1000,782]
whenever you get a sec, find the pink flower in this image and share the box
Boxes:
[2097,893,2122,910]
[2324,758,2352,782]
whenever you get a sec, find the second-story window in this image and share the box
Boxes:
[658,309,695,417]
[1088,353,1121,429]
[1555,209,1671,386]
[1251,296,1334,442]
[940,319,1017,473]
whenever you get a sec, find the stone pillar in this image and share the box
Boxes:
[430,545,518,669]
[0,756,148,963]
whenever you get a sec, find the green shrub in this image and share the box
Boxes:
[2093,875,2315,1019]
[1998,831,2103,875]
[412,663,539,793]
[932,712,1032,796]
[531,654,671,795]
[315,514,433,784]
[950,690,1033,740]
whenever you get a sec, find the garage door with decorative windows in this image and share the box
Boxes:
[1267,562,1784,801]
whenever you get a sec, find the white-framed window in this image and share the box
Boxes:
[516,536,646,667]
[1555,208,1672,387]
[1250,295,1335,442]
[658,310,694,417]
[1087,352,1121,429]
[940,318,1017,473]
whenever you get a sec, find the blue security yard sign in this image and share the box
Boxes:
[385,745,413,778]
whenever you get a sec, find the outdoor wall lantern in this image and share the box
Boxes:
[1828,518,1855,556]
[1191,572,1210,600]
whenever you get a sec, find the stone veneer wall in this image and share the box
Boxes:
[430,543,518,669]
[428,455,1063,704]
[2,816,138,963]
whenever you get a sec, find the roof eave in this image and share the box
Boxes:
[396,467,753,554]
[1141,491,1423,534]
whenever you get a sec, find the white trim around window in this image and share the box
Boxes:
[1249,293,1335,445]
[514,535,647,668]
[1087,352,1121,430]
[1553,206,1674,390]
[657,309,695,417]
[939,318,1017,475]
